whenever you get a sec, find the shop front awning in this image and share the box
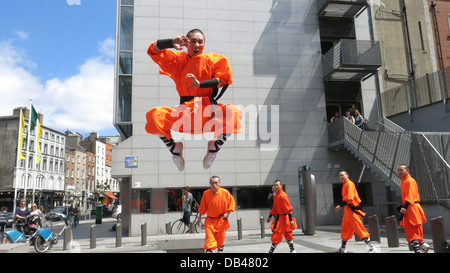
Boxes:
[105,192,118,199]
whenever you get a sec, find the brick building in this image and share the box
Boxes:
[429,0,450,98]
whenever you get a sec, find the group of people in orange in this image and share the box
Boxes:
[145,29,430,253]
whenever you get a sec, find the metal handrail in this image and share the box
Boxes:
[328,117,450,202]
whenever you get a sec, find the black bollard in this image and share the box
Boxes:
[237,218,242,240]
[430,217,448,253]
[368,215,381,243]
[141,223,147,246]
[63,226,72,251]
[260,216,265,238]
[385,215,399,247]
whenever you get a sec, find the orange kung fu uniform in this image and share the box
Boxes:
[340,178,370,241]
[400,174,427,241]
[269,189,298,245]
[198,187,236,250]
[145,43,242,140]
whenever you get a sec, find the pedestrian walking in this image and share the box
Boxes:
[182,186,193,233]
[72,205,80,228]
[397,164,430,253]
[334,170,376,253]
[196,176,235,253]
[266,180,298,253]
[0,206,8,232]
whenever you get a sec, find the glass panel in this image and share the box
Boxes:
[121,0,134,5]
[120,6,133,51]
[116,124,132,138]
[117,76,132,122]
[119,52,133,75]
[167,188,182,212]
[131,189,151,213]
[236,186,272,209]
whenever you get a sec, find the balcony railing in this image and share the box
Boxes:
[328,117,450,206]
[322,39,382,82]
[318,0,369,18]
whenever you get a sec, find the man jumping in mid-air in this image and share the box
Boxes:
[145,29,242,171]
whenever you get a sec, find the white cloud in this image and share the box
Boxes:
[99,38,115,59]
[0,39,115,134]
[14,30,31,40]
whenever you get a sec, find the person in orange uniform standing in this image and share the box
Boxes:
[397,164,430,253]
[196,176,235,253]
[146,29,242,171]
[334,171,376,253]
[266,180,298,253]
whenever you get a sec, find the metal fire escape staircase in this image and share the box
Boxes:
[328,118,450,209]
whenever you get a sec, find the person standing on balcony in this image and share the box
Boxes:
[354,110,364,129]
[397,164,430,253]
[344,111,355,124]
[330,112,340,123]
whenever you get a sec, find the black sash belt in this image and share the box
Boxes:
[207,215,224,219]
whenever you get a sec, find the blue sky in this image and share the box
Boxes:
[0,0,119,137]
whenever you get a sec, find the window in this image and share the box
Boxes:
[418,21,425,52]
[117,76,132,122]
[115,0,134,139]
[167,188,183,212]
[236,186,273,209]
[132,189,151,213]
[448,14,450,30]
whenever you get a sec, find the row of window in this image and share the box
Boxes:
[131,186,274,214]
[20,157,64,175]
[23,140,65,159]
[27,125,65,145]
[66,154,95,164]
[130,183,374,214]
[17,174,64,191]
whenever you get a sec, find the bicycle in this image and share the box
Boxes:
[171,211,205,234]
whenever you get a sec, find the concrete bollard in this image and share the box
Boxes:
[368,215,381,243]
[90,225,96,249]
[237,217,242,240]
[63,226,72,251]
[141,223,147,246]
[385,215,399,247]
[430,216,448,253]
[166,222,172,235]
[116,224,122,247]
[260,216,265,238]
[190,221,197,233]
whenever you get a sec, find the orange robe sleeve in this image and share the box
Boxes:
[198,188,235,217]
[342,179,366,218]
[269,190,297,231]
[401,175,426,226]
[147,43,232,98]
[270,190,292,216]
[342,179,361,207]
